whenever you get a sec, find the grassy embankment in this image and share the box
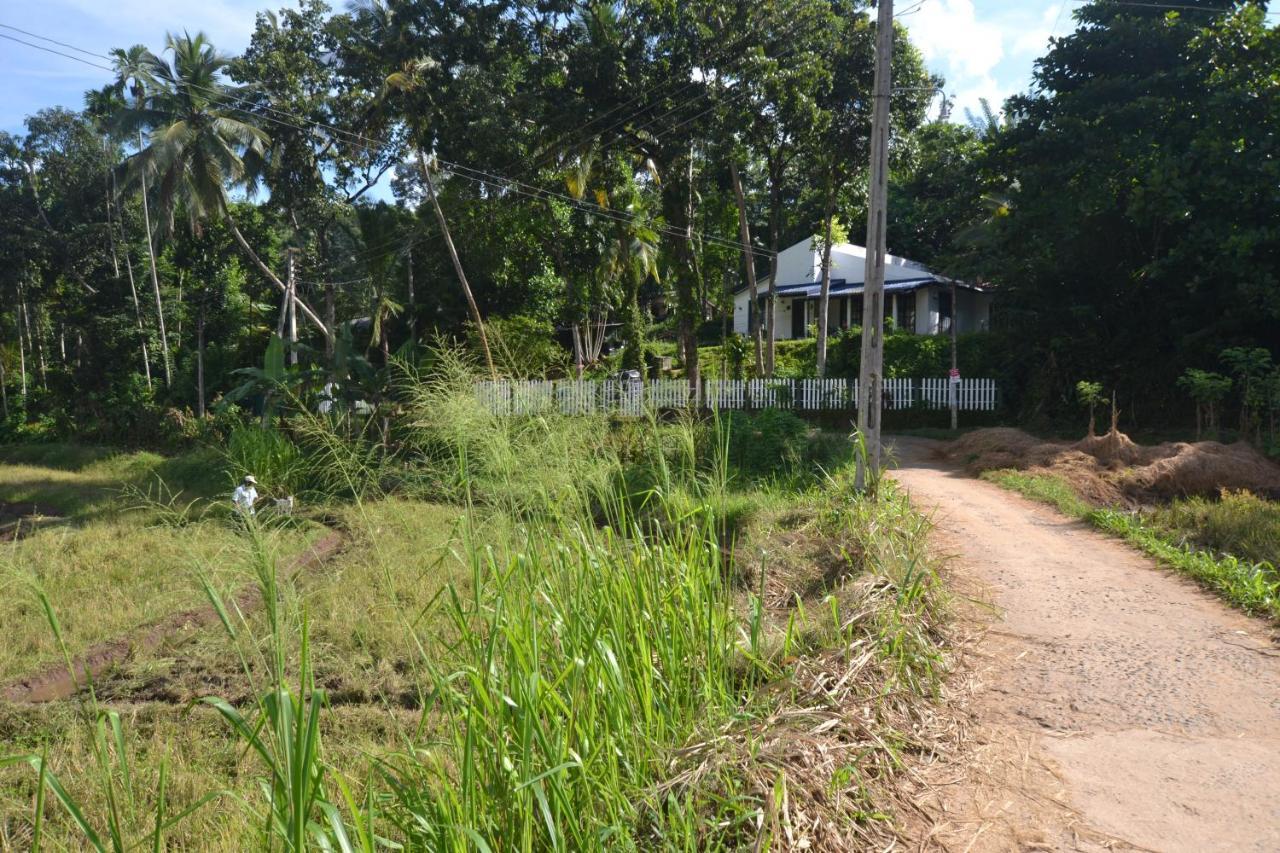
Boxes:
[0,369,951,850]
[0,445,324,683]
[985,470,1279,619]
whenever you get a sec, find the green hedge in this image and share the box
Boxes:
[694,331,1009,381]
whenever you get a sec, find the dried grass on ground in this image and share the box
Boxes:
[943,427,1280,506]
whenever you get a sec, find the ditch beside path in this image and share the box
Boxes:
[887,436,1280,853]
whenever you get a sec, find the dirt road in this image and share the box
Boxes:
[888,437,1280,852]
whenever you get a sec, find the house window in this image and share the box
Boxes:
[897,293,916,333]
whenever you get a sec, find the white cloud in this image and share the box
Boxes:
[1010,5,1063,57]
[905,0,1005,80]
[903,0,1061,125]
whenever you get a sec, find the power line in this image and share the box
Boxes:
[0,31,113,71]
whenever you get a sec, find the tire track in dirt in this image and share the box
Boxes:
[0,530,345,704]
[888,436,1280,853]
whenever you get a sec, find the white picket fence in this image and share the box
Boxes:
[476,377,998,415]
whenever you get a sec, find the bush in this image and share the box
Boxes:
[1146,490,1280,569]
[481,315,569,378]
[722,408,810,478]
[224,425,305,495]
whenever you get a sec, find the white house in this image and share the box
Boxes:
[732,239,991,339]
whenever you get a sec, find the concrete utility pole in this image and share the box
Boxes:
[950,279,959,430]
[856,0,894,489]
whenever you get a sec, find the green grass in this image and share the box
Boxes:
[0,444,227,518]
[0,444,324,682]
[984,470,1280,620]
[0,375,951,850]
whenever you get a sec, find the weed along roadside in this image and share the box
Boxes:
[0,372,955,850]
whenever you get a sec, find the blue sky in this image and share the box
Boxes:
[1,0,1076,138]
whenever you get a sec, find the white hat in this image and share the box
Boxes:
[243,475,257,484]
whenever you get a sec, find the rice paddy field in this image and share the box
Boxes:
[0,373,951,851]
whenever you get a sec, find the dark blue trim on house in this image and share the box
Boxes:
[735,275,985,298]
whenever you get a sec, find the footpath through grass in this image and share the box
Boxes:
[0,370,953,850]
[985,470,1280,620]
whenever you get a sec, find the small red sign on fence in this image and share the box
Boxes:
[949,368,961,382]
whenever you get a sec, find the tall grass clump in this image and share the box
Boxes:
[1146,490,1280,568]
[399,350,628,521]
[377,509,747,849]
[198,522,377,851]
[225,425,305,494]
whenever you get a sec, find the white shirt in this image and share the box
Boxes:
[232,484,258,514]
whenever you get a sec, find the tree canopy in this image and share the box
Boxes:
[0,0,1275,443]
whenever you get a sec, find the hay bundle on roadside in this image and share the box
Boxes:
[942,428,1280,504]
[1119,441,1280,498]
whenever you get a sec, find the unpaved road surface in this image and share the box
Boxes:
[888,437,1280,852]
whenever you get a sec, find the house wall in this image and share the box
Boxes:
[731,287,797,339]
[956,289,992,333]
[916,287,934,334]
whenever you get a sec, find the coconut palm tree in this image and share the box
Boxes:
[115,32,331,345]
[110,46,173,385]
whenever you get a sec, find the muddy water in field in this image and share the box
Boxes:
[889,436,1280,853]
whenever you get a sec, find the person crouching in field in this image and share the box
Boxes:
[232,474,259,517]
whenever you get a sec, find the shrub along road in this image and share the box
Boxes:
[888,436,1280,852]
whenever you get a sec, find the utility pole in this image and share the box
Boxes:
[950,279,959,430]
[286,248,299,366]
[856,0,894,490]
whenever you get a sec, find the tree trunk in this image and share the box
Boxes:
[286,250,299,367]
[108,166,153,389]
[815,171,836,378]
[729,160,764,375]
[16,305,27,401]
[196,309,206,419]
[0,355,7,419]
[174,273,185,355]
[415,149,496,380]
[660,147,701,400]
[406,245,416,345]
[548,230,581,377]
[317,231,335,359]
[224,210,331,344]
[138,132,173,387]
[24,298,46,391]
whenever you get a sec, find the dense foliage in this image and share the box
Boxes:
[0,0,1276,443]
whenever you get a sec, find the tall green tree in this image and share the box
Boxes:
[116,33,332,346]
[975,0,1279,420]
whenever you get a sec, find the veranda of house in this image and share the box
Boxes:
[732,238,992,339]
